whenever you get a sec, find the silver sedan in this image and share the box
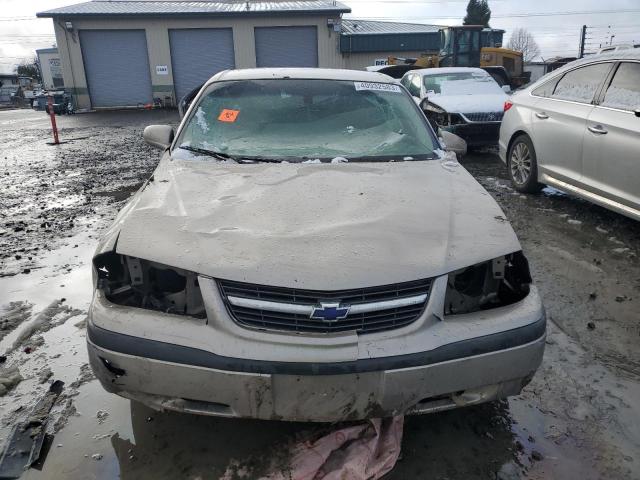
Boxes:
[499,52,640,221]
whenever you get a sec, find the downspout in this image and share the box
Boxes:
[57,18,78,99]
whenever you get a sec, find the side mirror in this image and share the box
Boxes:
[143,125,174,149]
[502,85,512,93]
[439,130,467,157]
[635,108,640,118]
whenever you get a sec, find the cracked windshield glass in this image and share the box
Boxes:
[174,79,438,162]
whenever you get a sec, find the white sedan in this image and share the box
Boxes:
[401,67,510,148]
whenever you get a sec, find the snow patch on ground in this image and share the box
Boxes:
[0,365,22,396]
[0,301,33,342]
[8,300,83,354]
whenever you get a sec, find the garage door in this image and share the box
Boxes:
[79,30,152,108]
[255,26,318,68]
[169,28,235,102]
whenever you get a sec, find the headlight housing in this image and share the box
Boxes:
[444,251,532,315]
[93,252,206,319]
[448,113,465,126]
[425,103,448,127]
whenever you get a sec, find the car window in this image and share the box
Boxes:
[408,75,422,97]
[601,62,640,111]
[400,75,411,90]
[422,71,502,96]
[174,78,438,162]
[532,79,557,98]
[551,63,612,104]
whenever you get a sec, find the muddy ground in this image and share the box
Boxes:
[0,108,638,480]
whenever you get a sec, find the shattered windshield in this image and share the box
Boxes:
[173,79,438,162]
[423,72,503,96]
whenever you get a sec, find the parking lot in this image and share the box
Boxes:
[1,108,639,479]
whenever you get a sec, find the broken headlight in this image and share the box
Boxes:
[444,251,532,315]
[448,113,465,126]
[425,103,448,127]
[92,252,206,319]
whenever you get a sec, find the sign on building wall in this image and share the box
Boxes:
[49,58,64,87]
[156,65,169,75]
[374,58,389,66]
[49,58,62,77]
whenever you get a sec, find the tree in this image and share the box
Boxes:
[507,28,541,62]
[463,0,491,27]
[14,56,41,82]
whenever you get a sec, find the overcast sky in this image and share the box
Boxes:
[1,0,639,74]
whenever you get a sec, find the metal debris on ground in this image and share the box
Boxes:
[0,380,64,478]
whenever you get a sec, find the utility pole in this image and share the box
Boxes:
[579,25,587,58]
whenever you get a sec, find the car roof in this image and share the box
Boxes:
[525,49,640,90]
[409,67,488,77]
[581,49,640,62]
[207,68,395,85]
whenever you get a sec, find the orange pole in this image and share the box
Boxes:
[48,96,60,145]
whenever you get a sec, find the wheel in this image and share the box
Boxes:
[508,134,543,193]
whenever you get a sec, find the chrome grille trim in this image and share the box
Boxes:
[461,111,504,123]
[218,278,432,334]
[227,294,428,316]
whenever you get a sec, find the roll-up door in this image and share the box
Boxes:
[169,28,235,102]
[79,30,153,108]
[255,26,318,68]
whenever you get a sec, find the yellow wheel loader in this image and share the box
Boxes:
[387,26,531,89]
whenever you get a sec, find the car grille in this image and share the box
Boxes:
[218,278,432,334]
[463,111,504,122]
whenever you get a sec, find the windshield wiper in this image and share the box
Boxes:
[178,146,286,164]
[235,155,289,164]
[178,145,241,162]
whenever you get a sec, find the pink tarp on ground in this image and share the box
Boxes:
[261,416,404,480]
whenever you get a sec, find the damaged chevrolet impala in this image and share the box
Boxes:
[87,68,545,422]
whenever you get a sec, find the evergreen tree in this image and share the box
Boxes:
[463,0,491,27]
[15,56,41,82]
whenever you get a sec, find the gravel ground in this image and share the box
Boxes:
[0,109,638,480]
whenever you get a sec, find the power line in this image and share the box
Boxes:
[0,18,41,22]
[353,8,640,20]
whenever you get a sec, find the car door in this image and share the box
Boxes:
[531,62,614,184]
[581,61,640,212]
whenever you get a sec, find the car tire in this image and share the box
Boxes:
[508,134,543,193]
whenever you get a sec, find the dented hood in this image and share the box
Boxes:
[428,93,507,114]
[114,156,520,290]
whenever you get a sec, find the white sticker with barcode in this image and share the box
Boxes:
[354,82,401,93]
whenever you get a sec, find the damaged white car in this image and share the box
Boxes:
[88,69,545,422]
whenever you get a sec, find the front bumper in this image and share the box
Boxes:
[498,137,508,164]
[443,122,501,147]
[87,308,545,422]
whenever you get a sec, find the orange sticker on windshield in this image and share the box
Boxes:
[218,109,240,123]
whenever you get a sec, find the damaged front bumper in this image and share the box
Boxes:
[87,287,546,422]
[441,122,501,148]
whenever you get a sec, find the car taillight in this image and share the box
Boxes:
[504,101,513,112]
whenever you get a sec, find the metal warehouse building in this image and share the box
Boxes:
[37,0,446,110]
